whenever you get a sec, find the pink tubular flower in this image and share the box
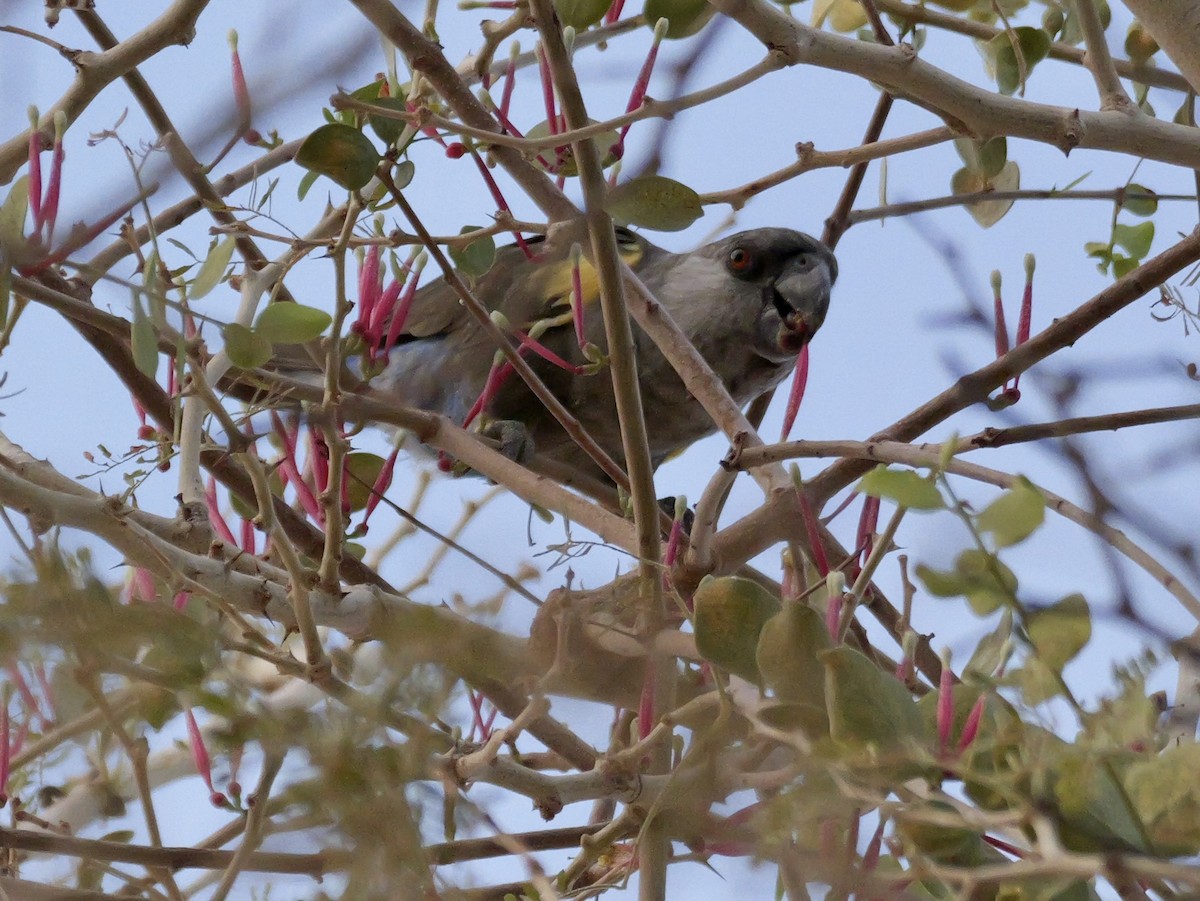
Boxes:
[1011,254,1035,394]
[613,19,667,157]
[185,709,227,807]
[780,344,809,441]
[204,477,238,545]
[228,31,252,138]
[957,693,987,755]
[937,653,954,758]
[362,446,400,528]
[355,245,382,340]
[27,109,43,230]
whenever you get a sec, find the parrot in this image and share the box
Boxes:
[359,222,837,489]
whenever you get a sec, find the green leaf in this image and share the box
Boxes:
[223,322,273,369]
[821,645,932,751]
[366,96,410,146]
[296,123,381,191]
[1124,22,1159,64]
[130,295,159,379]
[957,548,1018,614]
[693,576,781,682]
[527,119,620,176]
[190,235,235,300]
[606,175,703,232]
[1051,746,1147,853]
[812,0,867,31]
[645,0,715,37]
[297,169,320,201]
[449,226,497,280]
[345,452,388,512]
[254,303,332,343]
[1012,657,1064,704]
[757,602,831,711]
[555,0,611,28]
[1122,183,1158,217]
[394,159,416,190]
[917,549,1018,615]
[0,175,29,252]
[1027,593,1091,671]
[951,159,1020,228]
[1126,742,1200,855]
[858,465,943,510]
[955,137,1008,179]
[1113,221,1154,259]
[1111,254,1139,279]
[965,607,1014,678]
[895,813,996,866]
[987,27,1052,95]
[976,476,1045,547]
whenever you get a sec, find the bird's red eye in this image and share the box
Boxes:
[728,247,753,273]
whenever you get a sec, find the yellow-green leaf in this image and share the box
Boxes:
[1122,183,1158,217]
[223,322,273,369]
[812,0,867,31]
[345,452,388,512]
[606,175,702,232]
[976,476,1045,547]
[190,236,235,300]
[694,576,781,682]
[645,0,715,37]
[822,645,931,750]
[254,303,332,343]
[757,602,831,713]
[0,176,29,252]
[987,27,1052,95]
[555,0,611,28]
[1027,593,1090,671]
[526,119,620,176]
[859,465,943,510]
[1113,221,1154,259]
[131,295,159,378]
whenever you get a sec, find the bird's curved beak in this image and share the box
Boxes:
[771,249,837,354]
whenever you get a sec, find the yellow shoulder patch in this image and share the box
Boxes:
[534,240,645,319]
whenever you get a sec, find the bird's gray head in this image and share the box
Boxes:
[698,228,838,364]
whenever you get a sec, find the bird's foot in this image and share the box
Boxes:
[480,418,536,465]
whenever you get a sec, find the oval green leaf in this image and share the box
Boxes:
[296,123,381,191]
[555,0,611,29]
[254,303,332,343]
[527,119,620,176]
[1028,592,1091,671]
[988,26,1052,95]
[821,645,931,750]
[223,322,273,369]
[131,296,159,379]
[345,452,388,511]
[757,602,831,713]
[190,236,236,300]
[694,576,781,683]
[1122,183,1158,217]
[367,96,411,146]
[449,226,497,280]
[976,476,1045,547]
[1113,221,1154,259]
[606,175,703,232]
[646,0,715,38]
[859,465,944,510]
